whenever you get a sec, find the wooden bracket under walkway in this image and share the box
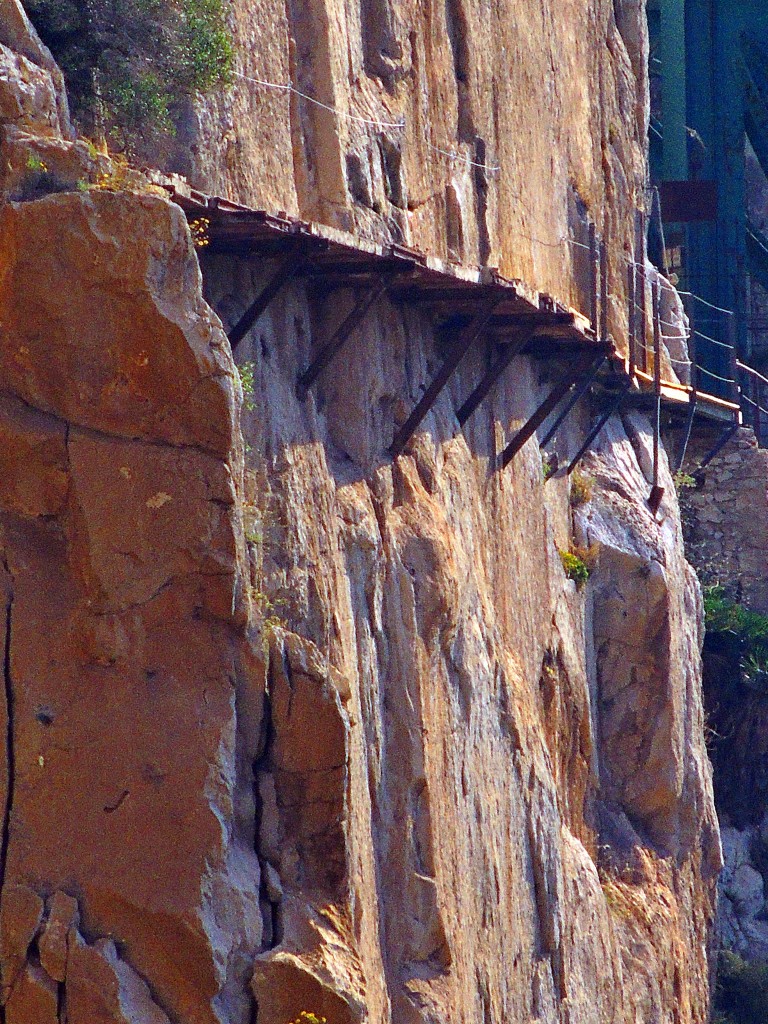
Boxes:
[675,392,698,474]
[540,353,609,450]
[390,298,502,457]
[566,378,632,475]
[694,422,740,477]
[228,249,307,350]
[456,330,534,426]
[298,279,388,397]
[498,350,598,470]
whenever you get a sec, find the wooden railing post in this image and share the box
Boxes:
[755,376,762,447]
[627,261,636,377]
[637,210,648,372]
[589,223,599,334]
[649,278,664,511]
[728,315,739,417]
[687,298,697,395]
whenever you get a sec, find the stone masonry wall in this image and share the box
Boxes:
[680,427,768,611]
[678,427,768,967]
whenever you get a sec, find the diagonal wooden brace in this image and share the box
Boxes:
[390,298,501,457]
[298,279,388,397]
[498,349,597,470]
[694,422,739,477]
[675,393,698,473]
[540,353,608,449]
[456,329,533,426]
[229,252,305,350]
[566,380,631,475]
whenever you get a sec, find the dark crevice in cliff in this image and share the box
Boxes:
[56,978,64,1023]
[473,136,491,264]
[360,0,407,89]
[253,688,282,952]
[0,576,15,1024]
[253,696,272,845]
[445,0,482,151]
[1,591,14,881]
[4,387,230,461]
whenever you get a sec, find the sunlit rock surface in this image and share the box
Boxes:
[0,1,721,1021]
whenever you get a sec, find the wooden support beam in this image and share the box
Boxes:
[229,252,304,350]
[695,422,739,475]
[298,280,388,397]
[675,394,698,473]
[650,278,664,511]
[498,349,597,470]
[390,298,501,457]
[301,258,415,278]
[567,382,630,475]
[589,224,599,333]
[456,330,533,426]
[540,353,608,448]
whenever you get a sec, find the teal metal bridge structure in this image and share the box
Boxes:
[649,0,768,403]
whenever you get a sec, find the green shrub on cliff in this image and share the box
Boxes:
[21,0,233,148]
[714,950,768,1024]
[703,586,768,689]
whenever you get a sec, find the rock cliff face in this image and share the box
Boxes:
[210,250,720,1023]
[168,0,648,327]
[0,1,722,1023]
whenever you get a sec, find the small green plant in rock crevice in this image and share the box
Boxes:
[559,549,589,587]
[569,468,594,508]
[238,361,256,412]
[559,544,598,588]
[17,153,71,199]
[673,470,697,493]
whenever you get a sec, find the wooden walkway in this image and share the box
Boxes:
[166,185,742,478]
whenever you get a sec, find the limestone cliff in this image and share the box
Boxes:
[164,0,648,338]
[0,2,722,1023]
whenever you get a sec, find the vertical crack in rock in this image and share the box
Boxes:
[56,978,64,1024]
[254,688,282,952]
[0,581,15,1024]
[1,593,14,893]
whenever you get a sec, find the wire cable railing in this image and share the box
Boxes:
[224,65,766,446]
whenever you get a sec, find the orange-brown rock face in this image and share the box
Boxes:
[0,166,265,1021]
[168,0,647,332]
[202,255,720,1024]
[0,2,721,1023]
